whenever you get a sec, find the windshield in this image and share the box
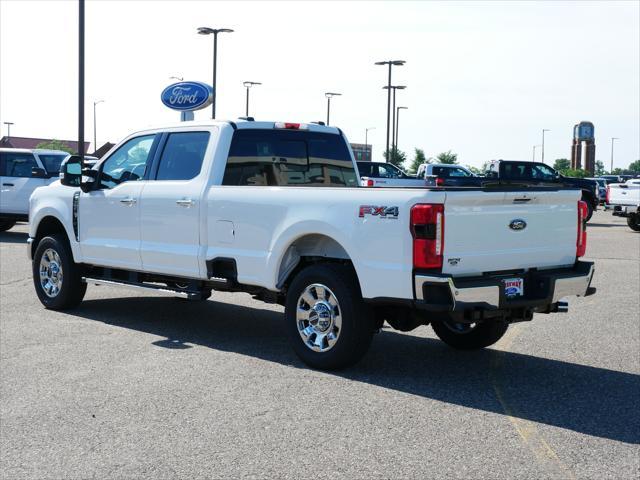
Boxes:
[37,153,69,174]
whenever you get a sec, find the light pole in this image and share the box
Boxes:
[541,129,550,164]
[383,85,406,153]
[365,127,375,161]
[610,137,619,173]
[375,60,405,160]
[93,100,104,153]
[324,92,341,126]
[243,81,261,117]
[395,106,407,150]
[532,145,541,162]
[197,27,234,119]
[79,0,85,164]
[3,122,14,137]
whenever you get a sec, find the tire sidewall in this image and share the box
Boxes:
[284,264,372,370]
[32,235,85,309]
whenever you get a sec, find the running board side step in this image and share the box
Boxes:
[82,277,211,300]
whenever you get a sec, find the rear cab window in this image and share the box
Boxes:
[222,129,357,187]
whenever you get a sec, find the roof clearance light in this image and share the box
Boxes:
[274,122,308,130]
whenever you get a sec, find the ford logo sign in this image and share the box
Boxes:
[505,286,519,295]
[161,81,213,112]
[509,219,527,231]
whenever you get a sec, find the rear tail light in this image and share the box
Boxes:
[436,177,444,187]
[274,122,308,130]
[606,185,610,204]
[411,204,444,270]
[365,178,374,187]
[576,200,588,258]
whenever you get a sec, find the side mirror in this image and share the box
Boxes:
[31,167,48,179]
[59,155,82,187]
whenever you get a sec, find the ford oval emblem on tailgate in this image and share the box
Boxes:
[509,219,527,231]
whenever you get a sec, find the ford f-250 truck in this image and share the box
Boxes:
[28,119,595,369]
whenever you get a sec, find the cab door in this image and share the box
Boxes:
[0,151,47,215]
[79,134,158,270]
[139,130,211,278]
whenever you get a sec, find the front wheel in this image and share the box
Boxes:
[0,219,16,232]
[432,320,508,350]
[284,264,374,370]
[628,214,640,232]
[32,234,87,310]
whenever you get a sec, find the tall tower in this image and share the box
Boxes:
[571,121,595,173]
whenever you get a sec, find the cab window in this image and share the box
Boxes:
[156,132,210,181]
[99,135,155,189]
[37,153,69,175]
[377,164,400,178]
[0,152,38,177]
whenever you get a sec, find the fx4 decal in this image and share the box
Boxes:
[359,205,399,219]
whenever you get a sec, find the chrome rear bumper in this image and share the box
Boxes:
[414,261,595,312]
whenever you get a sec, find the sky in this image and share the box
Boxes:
[0,0,638,170]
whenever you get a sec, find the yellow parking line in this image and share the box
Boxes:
[490,325,576,480]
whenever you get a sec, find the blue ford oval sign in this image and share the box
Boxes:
[161,81,213,111]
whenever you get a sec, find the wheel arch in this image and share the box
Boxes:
[31,215,73,260]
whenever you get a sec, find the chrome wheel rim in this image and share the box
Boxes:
[39,248,63,298]
[443,321,477,334]
[296,283,342,352]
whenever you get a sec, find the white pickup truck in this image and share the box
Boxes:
[28,119,595,369]
[607,179,640,231]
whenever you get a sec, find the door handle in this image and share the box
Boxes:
[176,198,195,207]
[119,197,137,206]
[2,183,14,187]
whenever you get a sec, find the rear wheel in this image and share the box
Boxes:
[628,214,640,232]
[582,195,594,222]
[0,219,16,232]
[32,234,87,310]
[284,263,374,370]
[432,320,508,350]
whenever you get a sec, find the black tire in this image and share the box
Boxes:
[0,219,16,232]
[284,263,374,370]
[432,320,508,350]
[628,215,640,232]
[32,234,87,310]
[582,195,594,222]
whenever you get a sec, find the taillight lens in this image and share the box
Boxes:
[436,177,444,187]
[411,204,445,270]
[365,179,374,187]
[274,122,308,130]
[577,200,588,258]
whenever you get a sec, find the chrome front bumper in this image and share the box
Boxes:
[414,261,595,312]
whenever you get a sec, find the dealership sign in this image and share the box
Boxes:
[161,81,213,111]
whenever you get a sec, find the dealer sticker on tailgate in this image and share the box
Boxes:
[503,278,524,297]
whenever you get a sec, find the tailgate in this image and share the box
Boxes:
[442,190,579,276]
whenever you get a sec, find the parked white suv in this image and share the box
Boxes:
[0,148,70,231]
[28,119,595,369]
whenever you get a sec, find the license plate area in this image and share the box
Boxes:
[503,277,524,298]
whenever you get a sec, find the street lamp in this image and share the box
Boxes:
[197,26,234,119]
[532,145,541,162]
[375,60,406,160]
[395,106,407,150]
[382,85,406,149]
[3,121,14,137]
[365,127,375,161]
[243,81,261,117]
[324,92,341,126]
[610,137,619,172]
[541,129,550,164]
[93,100,104,153]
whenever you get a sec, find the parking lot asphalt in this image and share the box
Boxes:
[1,209,638,479]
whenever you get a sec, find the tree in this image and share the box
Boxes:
[553,159,571,171]
[436,150,457,164]
[407,148,427,174]
[595,160,606,176]
[35,139,75,154]
[629,160,640,173]
[561,168,590,178]
[383,148,407,169]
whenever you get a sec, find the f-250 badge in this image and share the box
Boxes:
[359,205,399,219]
